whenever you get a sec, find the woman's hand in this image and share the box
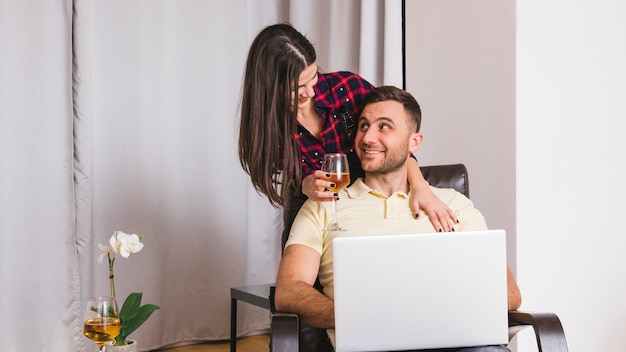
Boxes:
[301,171,339,202]
[411,180,459,232]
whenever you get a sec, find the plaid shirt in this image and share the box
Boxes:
[295,71,374,179]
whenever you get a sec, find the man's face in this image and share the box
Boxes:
[355,101,422,175]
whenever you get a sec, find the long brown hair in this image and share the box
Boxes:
[238,23,317,207]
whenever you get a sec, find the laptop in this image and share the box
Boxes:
[330,230,509,352]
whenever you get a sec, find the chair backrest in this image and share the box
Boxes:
[420,163,469,198]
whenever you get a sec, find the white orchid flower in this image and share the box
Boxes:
[110,230,144,258]
[97,230,157,345]
[97,243,116,263]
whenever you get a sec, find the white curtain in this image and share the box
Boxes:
[0,0,402,350]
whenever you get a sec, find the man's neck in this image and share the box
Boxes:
[362,168,410,197]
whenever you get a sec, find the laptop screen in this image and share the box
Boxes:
[331,230,509,351]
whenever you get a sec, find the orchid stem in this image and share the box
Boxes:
[108,253,116,300]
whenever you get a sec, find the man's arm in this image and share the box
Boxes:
[274,244,335,329]
[507,266,522,311]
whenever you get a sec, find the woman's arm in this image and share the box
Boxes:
[407,158,458,232]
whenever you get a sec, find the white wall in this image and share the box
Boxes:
[516,0,626,351]
[407,0,626,351]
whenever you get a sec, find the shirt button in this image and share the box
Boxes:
[345,98,350,102]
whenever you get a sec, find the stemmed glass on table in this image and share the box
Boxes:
[322,153,350,231]
[84,297,121,351]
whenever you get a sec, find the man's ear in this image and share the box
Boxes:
[409,132,423,154]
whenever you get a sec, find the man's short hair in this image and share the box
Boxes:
[362,86,422,132]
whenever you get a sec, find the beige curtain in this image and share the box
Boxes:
[0,0,84,351]
[0,0,402,350]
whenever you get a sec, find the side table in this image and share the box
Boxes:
[230,283,274,352]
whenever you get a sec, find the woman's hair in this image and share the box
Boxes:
[363,86,422,133]
[238,23,317,207]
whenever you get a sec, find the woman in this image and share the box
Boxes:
[238,23,457,239]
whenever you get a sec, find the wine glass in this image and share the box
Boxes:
[84,297,121,351]
[321,153,350,231]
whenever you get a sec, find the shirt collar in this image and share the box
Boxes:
[313,73,334,110]
[346,178,410,199]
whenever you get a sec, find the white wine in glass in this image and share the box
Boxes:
[322,153,350,231]
[84,297,121,351]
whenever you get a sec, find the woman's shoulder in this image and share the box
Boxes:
[319,71,365,82]
[318,71,374,92]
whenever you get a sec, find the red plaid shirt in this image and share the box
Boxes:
[295,71,374,180]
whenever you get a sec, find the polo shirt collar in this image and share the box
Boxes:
[346,178,410,199]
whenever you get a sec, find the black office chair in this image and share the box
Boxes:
[268,164,569,352]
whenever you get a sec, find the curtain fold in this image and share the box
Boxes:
[0,0,403,350]
[382,0,404,87]
[290,0,404,86]
[72,0,96,310]
[0,0,84,351]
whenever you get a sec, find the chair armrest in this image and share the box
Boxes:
[508,310,569,352]
[271,312,300,352]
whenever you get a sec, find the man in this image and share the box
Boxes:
[274,86,522,351]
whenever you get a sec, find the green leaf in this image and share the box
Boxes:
[114,292,159,345]
[119,292,142,321]
[122,304,160,337]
